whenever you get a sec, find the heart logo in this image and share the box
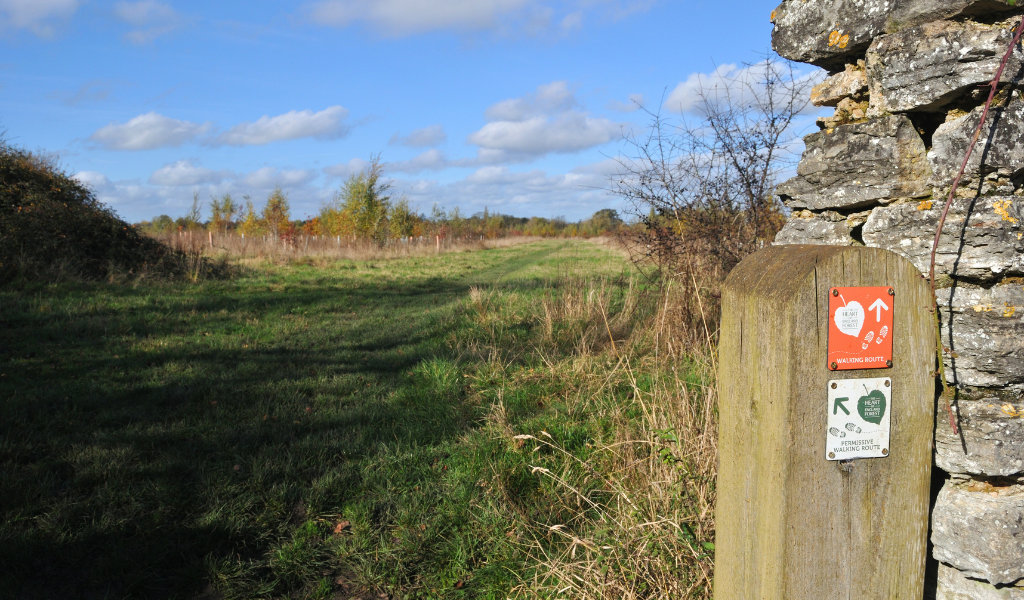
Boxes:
[858,390,887,425]
[834,301,865,337]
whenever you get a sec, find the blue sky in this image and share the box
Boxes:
[0,0,807,222]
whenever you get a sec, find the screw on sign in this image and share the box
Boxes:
[827,287,894,371]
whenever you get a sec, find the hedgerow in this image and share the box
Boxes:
[0,141,186,282]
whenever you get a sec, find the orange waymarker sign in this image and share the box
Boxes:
[827,286,894,371]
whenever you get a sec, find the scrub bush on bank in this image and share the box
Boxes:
[0,141,193,283]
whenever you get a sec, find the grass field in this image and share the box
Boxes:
[0,239,716,600]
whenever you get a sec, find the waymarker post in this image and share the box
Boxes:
[713,245,934,599]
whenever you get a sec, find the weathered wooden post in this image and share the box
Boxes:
[714,245,934,599]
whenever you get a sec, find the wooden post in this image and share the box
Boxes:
[714,245,934,600]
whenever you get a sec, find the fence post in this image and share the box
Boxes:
[714,245,934,599]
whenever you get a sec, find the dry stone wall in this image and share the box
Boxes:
[771,1,1024,597]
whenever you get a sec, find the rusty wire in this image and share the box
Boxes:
[928,18,1024,434]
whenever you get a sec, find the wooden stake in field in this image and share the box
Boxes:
[714,245,933,600]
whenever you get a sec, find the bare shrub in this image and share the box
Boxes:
[613,57,816,348]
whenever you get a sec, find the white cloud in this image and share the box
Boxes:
[241,167,316,189]
[396,160,619,217]
[72,171,111,188]
[72,155,626,223]
[149,159,229,186]
[73,164,332,222]
[304,0,655,37]
[466,81,620,160]
[607,93,644,113]
[113,0,183,44]
[0,0,80,36]
[388,149,453,173]
[88,107,351,150]
[484,81,576,121]
[559,10,582,32]
[89,112,211,151]
[323,158,370,179]
[665,62,826,115]
[389,124,446,148]
[468,113,620,156]
[213,106,350,146]
[664,63,742,114]
[305,0,534,35]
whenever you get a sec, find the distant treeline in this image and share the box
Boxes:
[135,160,625,241]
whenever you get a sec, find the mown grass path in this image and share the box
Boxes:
[0,240,630,600]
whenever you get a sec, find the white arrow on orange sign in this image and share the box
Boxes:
[869,298,890,322]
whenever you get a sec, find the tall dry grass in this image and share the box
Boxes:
[462,254,719,599]
[154,231,545,265]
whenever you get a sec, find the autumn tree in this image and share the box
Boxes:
[238,197,262,236]
[261,188,291,237]
[320,157,393,242]
[388,197,417,238]
[180,191,204,230]
[209,193,238,233]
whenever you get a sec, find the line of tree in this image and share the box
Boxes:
[136,159,625,241]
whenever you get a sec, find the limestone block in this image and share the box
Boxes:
[817,98,871,129]
[777,115,930,210]
[866,18,1024,115]
[770,0,1020,69]
[936,563,1024,600]
[936,397,1024,476]
[770,0,895,69]
[862,197,1024,281]
[811,62,868,107]
[931,480,1024,585]
[774,215,858,246]
[936,284,1024,388]
[931,96,1024,194]
[895,0,1022,28]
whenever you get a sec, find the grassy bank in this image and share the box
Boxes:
[0,239,716,599]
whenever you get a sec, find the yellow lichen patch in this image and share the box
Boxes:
[1004,305,1017,318]
[828,30,843,47]
[993,199,1019,225]
[838,34,851,49]
[770,9,777,22]
[968,479,998,492]
[917,200,933,211]
[973,304,994,312]
[1001,404,1021,418]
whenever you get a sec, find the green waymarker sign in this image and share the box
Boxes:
[858,390,887,425]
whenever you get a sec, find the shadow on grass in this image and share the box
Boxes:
[0,245,580,600]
